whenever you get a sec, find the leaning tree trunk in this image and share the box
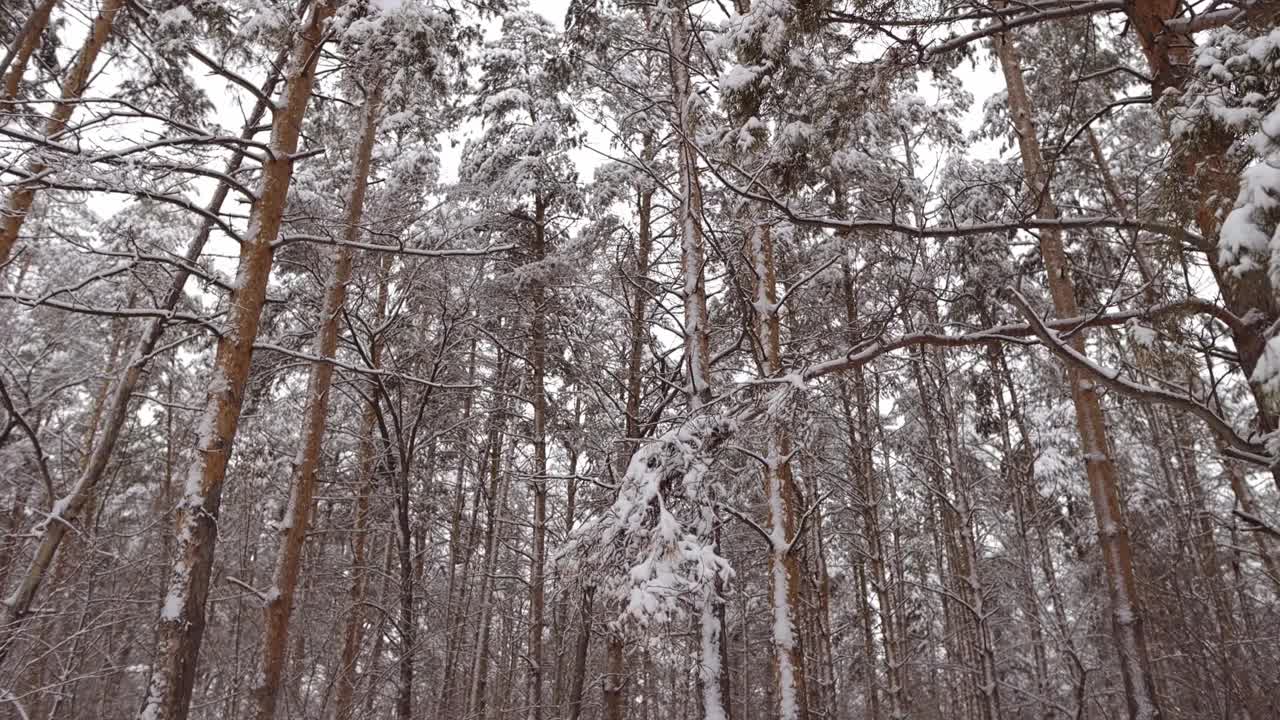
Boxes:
[135,4,335,719]
[0,46,286,670]
[252,83,382,720]
[993,23,1164,720]
[0,0,124,267]
[1,0,61,105]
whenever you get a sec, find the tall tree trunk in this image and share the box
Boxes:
[986,343,1052,717]
[253,83,381,720]
[333,252,392,720]
[0,45,286,669]
[993,23,1164,720]
[0,0,60,104]
[135,4,335,718]
[669,1,711,410]
[748,224,809,720]
[565,586,594,720]
[604,139,659,720]
[435,338,478,719]
[668,6,729,717]
[0,0,125,267]
[840,261,905,720]
[467,354,515,720]
[527,195,549,720]
[394,459,414,720]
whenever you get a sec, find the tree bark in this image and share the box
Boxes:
[393,460,414,720]
[527,195,549,720]
[135,4,335,718]
[993,22,1164,720]
[668,7,730,718]
[2,0,61,108]
[565,586,594,720]
[0,0,125,267]
[253,83,381,720]
[669,1,711,410]
[748,224,809,720]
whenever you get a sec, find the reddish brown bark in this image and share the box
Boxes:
[994,22,1164,720]
[1,0,60,104]
[135,3,335,719]
[252,84,381,720]
[0,0,124,268]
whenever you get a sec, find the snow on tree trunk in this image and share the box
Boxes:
[1126,0,1280,481]
[669,0,712,410]
[993,20,1165,720]
[665,5,730,718]
[252,82,382,720]
[135,4,336,719]
[749,224,809,720]
[0,0,124,269]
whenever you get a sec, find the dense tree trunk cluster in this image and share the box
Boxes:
[1,1,1278,720]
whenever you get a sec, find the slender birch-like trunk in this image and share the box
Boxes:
[669,1,711,409]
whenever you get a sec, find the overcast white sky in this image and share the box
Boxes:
[441,0,1002,184]
[58,0,1000,230]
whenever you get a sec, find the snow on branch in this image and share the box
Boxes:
[1009,290,1273,468]
[692,140,1208,249]
[801,299,1247,380]
[560,413,737,625]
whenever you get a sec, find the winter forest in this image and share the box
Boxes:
[1,0,1279,719]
